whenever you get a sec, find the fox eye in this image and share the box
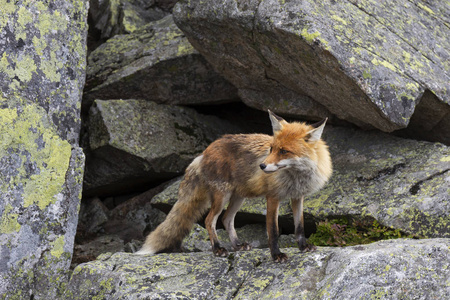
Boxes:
[279,149,289,155]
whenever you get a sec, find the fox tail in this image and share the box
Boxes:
[136,157,208,255]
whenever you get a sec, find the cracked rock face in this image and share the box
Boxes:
[64,239,450,299]
[83,15,238,111]
[152,125,450,238]
[83,99,241,196]
[0,1,87,298]
[173,0,450,144]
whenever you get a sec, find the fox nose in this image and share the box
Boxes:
[259,163,266,170]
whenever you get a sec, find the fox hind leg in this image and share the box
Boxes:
[205,190,231,257]
[291,197,316,252]
[222,194,252,251]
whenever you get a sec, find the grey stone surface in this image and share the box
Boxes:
[84,15,238,109]
[84,99,240,196]
[173,0,450,143]
[0,1,87,299]
[64,238,450,299]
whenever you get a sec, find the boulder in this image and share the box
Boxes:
[0,1,87,298]
[152,125,450,239]
[89,0,168,41]
[64,238,450,299]
[173,0,450,144]
[83,99,240,196]
[84,15,238,110]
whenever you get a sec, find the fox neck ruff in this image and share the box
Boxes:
[273,157,327,199]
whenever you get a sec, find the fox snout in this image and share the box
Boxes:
[260,162,285,173]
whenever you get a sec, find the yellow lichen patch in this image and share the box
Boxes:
[331,15,348,25]
[0,104,71,211]
[417,3,435,15]
[50,236,65,258]
[0,204,21,234]
[41,50,63,82]
[301,28,321,44]
[371,58,397,72]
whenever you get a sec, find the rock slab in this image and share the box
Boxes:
[173,0,450,143]
[84,99,240,196]
[84,15,237,109]
[65,238,450,299]
[0,0,88,299]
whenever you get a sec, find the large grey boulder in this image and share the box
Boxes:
[84,15,237,109]
[65,238,450,299]
[152,125,450,239]
[0,1,87,299]
[84,99,240,196]
[173,0,450,144]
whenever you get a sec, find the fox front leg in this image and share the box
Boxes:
[291,197,316,252]
[266,196,288,262]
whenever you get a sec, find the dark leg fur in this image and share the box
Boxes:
[291,197,316,253]
[267,196,288,263]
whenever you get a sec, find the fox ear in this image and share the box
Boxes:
[306,118,327,142]
[268,109,287,134]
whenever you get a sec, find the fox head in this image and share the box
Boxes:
[260,110,327,173]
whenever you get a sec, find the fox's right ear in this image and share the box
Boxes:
[268,109,287,134]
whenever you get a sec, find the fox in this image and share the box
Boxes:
[136,110,332,262]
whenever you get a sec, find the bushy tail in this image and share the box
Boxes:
[136,164,209,255]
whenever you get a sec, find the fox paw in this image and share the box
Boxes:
[234,242,252,251]
[272,252,288,263]
[299,243,317,253]
[213,247,229,257]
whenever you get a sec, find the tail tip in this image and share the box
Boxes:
[134,247,156,256]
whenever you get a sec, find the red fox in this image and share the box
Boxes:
[137,110,332,262]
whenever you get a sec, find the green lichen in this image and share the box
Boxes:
[177,42,195,56]
[50,236,65,258]
[0,204,21,234]
[331,15,348,25]
[0,53,37,84]
[417,3,435,15]
[363,70,372,79]
[41,50,63,82]
[301,27,321,44]
[0,104,72,211]
[371,57,397,72]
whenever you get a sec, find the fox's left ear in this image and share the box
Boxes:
[268,109,288,134]
[306,118,327,142]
